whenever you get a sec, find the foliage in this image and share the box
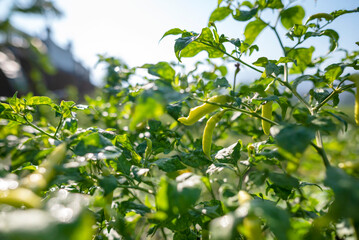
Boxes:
[1,0,359,239]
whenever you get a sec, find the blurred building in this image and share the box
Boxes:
[0,27,94,98]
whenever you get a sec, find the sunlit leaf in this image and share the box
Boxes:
[280,6,305,29]
[244,19,267,44]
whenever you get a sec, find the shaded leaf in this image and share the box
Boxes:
[152,157,186,172]
[232,6,258,21]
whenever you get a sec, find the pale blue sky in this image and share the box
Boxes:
[2,0,359,85]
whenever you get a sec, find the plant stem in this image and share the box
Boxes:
[233,64,240,94]
[160,228,168,240]
[278,79,312,111]
[22,115,61,141]
[313,83,355,112]
[54,114,64,138]
[310,141,330,168]
[271,26,286,54]
[199,41,263,73]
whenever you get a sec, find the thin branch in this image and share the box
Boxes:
[54,114,64,138]
[22,115,61,141]
[193,98,279,126]
[310,141,330,169]
[277,79,312,111]
[313,83,355,112]
[198,41,263,73]
[271,26,286,55]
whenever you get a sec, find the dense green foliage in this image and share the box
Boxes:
[1,0,359,239]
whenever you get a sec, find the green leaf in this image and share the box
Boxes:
[27,96,52,106]
[265,62,280,77]
[130,97,164,131]
[9,92,22,113]
[115,134,141,164]
[229,38,241,48]
[309,88,329,103]
[160,28,184,41]
[286,47,315,73]
[268,172,300,189]
[152,157,186,172]
[213,77,231,88]
[166,102,182,120]
[141,62,175,81]
[98,175,118,195]
[74,132,122,160]
[273,125,315,156]
[210,213,237,240]
[324,167,359,221]
[292,75,315,90]
[305,13,334,24]
[280,6,305,29]
[209,7,232,22]
[330,7,359,19]
[276,57,296,64]
[305,29,339,52]
[174,35,199,61]
[155,175,202,216]
[176,28,225,61]
[265,0,284,9]
[244,19,267,45]
[324,64,343,82]
[232,6,258,21]
[252,57,268,67]
[214,141,241,164]
[291,24,308,38]
[0,103,8,114]
[249,199,291,240]
[0,112,26,123]
[63,118,78,134]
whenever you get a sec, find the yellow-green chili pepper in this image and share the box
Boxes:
[261,101,273,135]
[21,143,67,191]
[0,187,42,208]
[178,95,230,125]
[348,73,359,125]
[243,216,264,240]
[202,110,227,159]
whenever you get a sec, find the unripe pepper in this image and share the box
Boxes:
[202,110,227,159]
[261,101,273,135]
[21,143,67,191]
[243,216,264,240]
[348,73,359,125]
[178,95,231,125]
[0,187,42,208]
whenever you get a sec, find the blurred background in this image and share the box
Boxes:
[0,0,358,100]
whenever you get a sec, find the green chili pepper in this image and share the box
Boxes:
[0,187,42,208]
[21,143,67,191]
[261,101,273,135]
[178,95,230,125]
[348,74,359,125]
[202,110,227,159]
